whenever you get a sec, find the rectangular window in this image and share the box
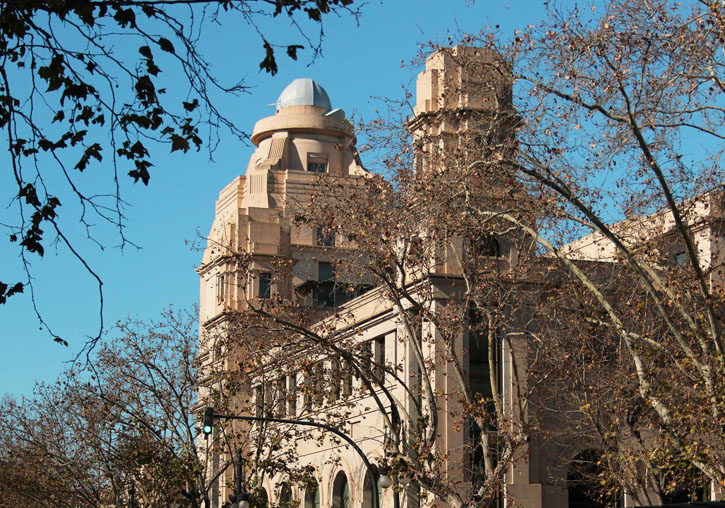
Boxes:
[287,373,297,416]
[316,262,335,307]
[674,250,688,267]
[466,307,500,409]
[304,371,313,411]
[259,273,272,299]
[341,358,353,397]
[254,385,264,418]
[316,228,335,247]
[373,335,386,384]
[318,262,334,281]
[359,340,373,380]
[216,273,226,303]
[276,376,286,417]
[307,153,328,173]
[329,358,341,402]
[265,381,275,417]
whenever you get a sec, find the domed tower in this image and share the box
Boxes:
[198,78,366,331]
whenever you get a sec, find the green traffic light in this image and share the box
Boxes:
[202,407,214,435]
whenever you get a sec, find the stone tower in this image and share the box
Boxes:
[406,46,524,276]
[197,79,367,507]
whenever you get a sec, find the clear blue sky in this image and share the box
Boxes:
[0,0,550,397]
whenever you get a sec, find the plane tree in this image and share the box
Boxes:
[0,308,223,507]
[217,0,725,505]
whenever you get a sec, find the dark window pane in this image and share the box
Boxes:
[319,262,334,281]
[259,273,272,299]
[308,162,326,173]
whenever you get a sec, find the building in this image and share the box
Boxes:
[197,75,372,508]
[198,47,724,508]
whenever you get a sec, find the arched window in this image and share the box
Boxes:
[406,483,420,508]
[279,483,293,508]
[332,471,350,508]
[567,449,619,508]
[253,488,269,508]
[362,466,382,508]
[304,482,320,508]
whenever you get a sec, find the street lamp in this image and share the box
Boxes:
[237,491,250,508]
[229,448,252,508]
[378,466,393,489]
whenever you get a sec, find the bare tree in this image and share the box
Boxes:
[0,308,228,507]
[200,1,724,506]
[451,0,725,501]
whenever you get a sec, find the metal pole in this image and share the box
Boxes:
[235,448,243,502]
[211,411,381,508]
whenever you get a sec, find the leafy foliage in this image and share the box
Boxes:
[0,0,360,347]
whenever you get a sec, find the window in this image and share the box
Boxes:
[362,466,382,508]
[373,335,386,384]
[279,484,293,508]
[317,262,335,307]
[303,368,323,410]
[471,233,501,257]
[406,483,420,508]
[304,373,313,411]
[265,380,276,417]
[287,373,297,416]
[359,335,386,384]
[254,385,264,418]
[330,358,342,402]
[316,228,335,247]
[341,358,353,397]
[258,273,272,299]
[304,483,320,508]
[674,250,688,267]
[295,263,370,308]
[216,273,226,303]
[253,382,275,418]
[307,153,328,173]
[467,307,500,405]
[308,162,327,173]
[276,375,286,417]
[319,262,334,281]
[332,472,350,508]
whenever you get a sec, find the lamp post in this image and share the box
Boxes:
[229,448,251,508]
[203,408,391,508]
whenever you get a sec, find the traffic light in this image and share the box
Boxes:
[202,407,214,435]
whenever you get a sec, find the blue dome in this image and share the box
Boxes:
[276,78,332,111]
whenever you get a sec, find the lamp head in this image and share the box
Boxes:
[377,466,393,489]
[238,491,250,508]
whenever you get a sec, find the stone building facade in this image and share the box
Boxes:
[198,48,724,508]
